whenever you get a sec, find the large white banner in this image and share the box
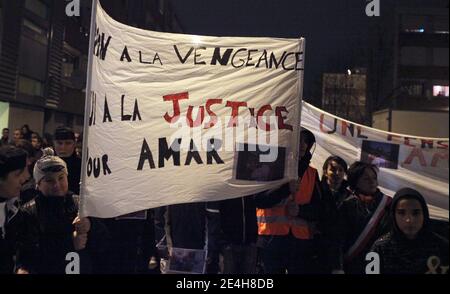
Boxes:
[80,3,304,217]
[302,102,449,221]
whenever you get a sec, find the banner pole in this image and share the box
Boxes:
[79,0,98,218]
[295,37,305,179]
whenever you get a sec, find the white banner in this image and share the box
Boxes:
[302,102,449,221]
[80,3,304,217]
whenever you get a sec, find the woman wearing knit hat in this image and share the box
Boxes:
[371,188,449,274]
[0,146,30,273]
[15,148,107,274]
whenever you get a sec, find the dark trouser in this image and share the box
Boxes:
[258,234,315,274]
[222,244,257,274]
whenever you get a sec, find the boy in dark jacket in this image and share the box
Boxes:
[16,149,108,273]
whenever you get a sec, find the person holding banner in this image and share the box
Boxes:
[0,146,29,273]
[338,162,392,274]
[371,188,449,274]
[15,149,108,274]
[255,128,322,274]
[317,155,349,273]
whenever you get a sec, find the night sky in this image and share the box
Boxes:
[170,0,383,99]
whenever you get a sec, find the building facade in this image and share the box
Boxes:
[322,69,367,124]
[0,0,182,138]
[369,0,449,137]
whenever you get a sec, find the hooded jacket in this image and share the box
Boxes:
[371,188,449,274]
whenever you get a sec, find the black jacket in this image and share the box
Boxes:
[371,188,449,274]
[166,203,206,250]
[16,192,108,274]
[209,196,258,246]
[372,231,449,274]
[0,197,22,273]
[338,189,392,274]
[102,209,157,274]
[318,179,349,272]
[20,178,37,206]
[62,153,81,195]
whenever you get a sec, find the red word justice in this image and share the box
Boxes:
[162,91,293,131]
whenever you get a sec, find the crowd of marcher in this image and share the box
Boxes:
[0,126,448,274]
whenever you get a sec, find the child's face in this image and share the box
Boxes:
[38,171,68,197]
[356,167,378,195]
[395,198,424,239]
[325,160,345,188]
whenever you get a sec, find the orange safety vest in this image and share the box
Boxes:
[257,166,318,240]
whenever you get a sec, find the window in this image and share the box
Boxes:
[22,19,48,45]
[62,54,75,78]
[400,47,427,66]
[24,0,48,20]
[0,0,3,56]
[19,34,48,80]
[19,18,48,80]
[433,15,449,34]
[433,48,449,67]
[62,60,74,78]
[23,19,45,35]
[159,0,165,14]
[400,80,425,97]
[18,76,45,96]
[433,86,449,97]
[401,15,427,33]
